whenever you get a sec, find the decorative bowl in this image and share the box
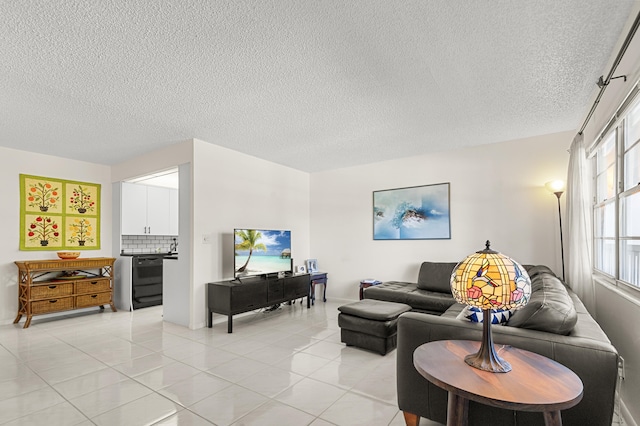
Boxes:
[57,251,80,260]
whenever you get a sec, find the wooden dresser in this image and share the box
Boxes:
[14,257,116,328]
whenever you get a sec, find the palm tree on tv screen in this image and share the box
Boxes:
[235,229,267,272]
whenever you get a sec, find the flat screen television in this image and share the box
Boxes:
[234,229,292,277]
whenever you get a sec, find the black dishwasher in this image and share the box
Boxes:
[132,256,163,309]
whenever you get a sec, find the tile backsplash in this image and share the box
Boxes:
[121,235,178,254]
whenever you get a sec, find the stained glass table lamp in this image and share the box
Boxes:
[450,241,531,372]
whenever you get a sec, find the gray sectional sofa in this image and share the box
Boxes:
[363,262,620,426]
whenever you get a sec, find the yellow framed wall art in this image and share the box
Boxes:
[20,174,101,250]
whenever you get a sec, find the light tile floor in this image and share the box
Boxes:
[0,300,444,426]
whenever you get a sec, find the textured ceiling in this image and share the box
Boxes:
[0,1,635,172]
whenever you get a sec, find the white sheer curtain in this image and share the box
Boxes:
[565,133,595,313]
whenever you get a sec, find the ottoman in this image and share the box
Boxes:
[338,299,412,355]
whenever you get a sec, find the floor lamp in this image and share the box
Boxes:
[545,180,566,281]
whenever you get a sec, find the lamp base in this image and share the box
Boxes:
[464,350,511,373]
[465,309,512,373]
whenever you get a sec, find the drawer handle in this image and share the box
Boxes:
[48,285,57,289]
[49,299,58,303]
[90,295,98,298]
[90,281,98,285]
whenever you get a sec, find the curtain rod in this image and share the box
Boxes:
[578,9,640,135]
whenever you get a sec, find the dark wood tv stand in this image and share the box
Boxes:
[207,273,310,333]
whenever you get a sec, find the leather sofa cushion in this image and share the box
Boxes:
[364,281,455,314]
[507,271,577,335]
[416,262,458,293]
[407,289,456,313]
[363,281,418,305]
[524,264,556,280]
[338,313,400,338]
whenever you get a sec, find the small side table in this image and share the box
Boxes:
[413,340,583,426]
[309,272,327,305]
[359,279,381,300]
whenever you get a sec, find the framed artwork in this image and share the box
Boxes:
[295,265,307,274]
[306,259,318,273]
[20,174,101,250]
[373,182,450,240]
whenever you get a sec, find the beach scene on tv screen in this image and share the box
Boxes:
[235,229,291,276]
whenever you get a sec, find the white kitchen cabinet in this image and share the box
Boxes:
[121,183,147,235]
[122,182,177,235]
[146,185,171,235]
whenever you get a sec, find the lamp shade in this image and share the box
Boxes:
[450,241,531,311]
[545,180,566,194]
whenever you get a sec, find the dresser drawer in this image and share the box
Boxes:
[31,297,74,314]
[31,282,73,299]
[76,292,111,308]
[76,278,111,294]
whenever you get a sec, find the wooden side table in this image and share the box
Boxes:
[412,340,583,426]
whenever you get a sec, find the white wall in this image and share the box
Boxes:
[0,146,112,324]
[191,139,311,328]
[162,163,192,327]
[111,140,193,183]
[310,131,572,300]
[595,281,640,425]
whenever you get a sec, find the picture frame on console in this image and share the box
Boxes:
[306,259,318,273]
[295,265,307,274]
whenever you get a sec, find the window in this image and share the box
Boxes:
[594,132,617,276]
[593,95,640,290]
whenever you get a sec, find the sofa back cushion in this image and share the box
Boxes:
[507,269,577,335]
[416,262,457,293]
[524,264,556,280]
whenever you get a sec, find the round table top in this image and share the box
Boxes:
[413,340,584,412]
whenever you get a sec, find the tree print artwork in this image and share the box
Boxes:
[27,181,59,212]
[69,185,96,214]
[67,218,94,246]
[28,216,60,246]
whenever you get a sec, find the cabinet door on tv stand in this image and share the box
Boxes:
[296,275,310,298]
[231,281,267,312]
[284,275,309,299]
[267,279,284,303]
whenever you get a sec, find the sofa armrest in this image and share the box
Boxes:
[397,312,619,426]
